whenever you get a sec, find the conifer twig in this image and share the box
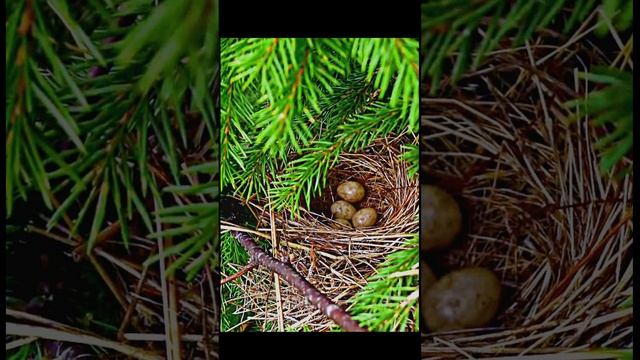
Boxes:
[230,231,367,332]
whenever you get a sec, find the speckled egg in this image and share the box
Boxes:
[337,181,365,203]
[423,267,501,332]
[331,200,357,220]
[352,207,377,228]
[421,185,462,251]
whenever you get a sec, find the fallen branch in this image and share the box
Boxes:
[231,231,367,332]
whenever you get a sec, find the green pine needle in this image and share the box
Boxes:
[222,38,419,215]
[422,0,633,93]
[5,1,218,281]
[566,67,633,174]
[349,235,419,332]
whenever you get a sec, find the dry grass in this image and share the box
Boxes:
[223,136,419,331]
[420,17,633,359]
[14,223,219,359]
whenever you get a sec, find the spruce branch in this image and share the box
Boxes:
[566,67,633,174]
[144,162,219,281]
[221,38,419,209]
[401,144,419,179]
[421,0,633,93]
[6,0,219,275]
[352,38,420,130]
[230,231,367,332]
[269,102,412,214]
[349,235,419,332]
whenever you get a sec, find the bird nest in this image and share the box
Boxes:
[229,137,419,331]
[421,31,633,358]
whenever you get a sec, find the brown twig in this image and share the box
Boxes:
[88,253,128,309]
[72,221,121,260]
[200,279,211,360]
[231,231,367,332]
[117,259,153,341]
[220,263,257,285]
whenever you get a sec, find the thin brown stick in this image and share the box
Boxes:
[220,263,257,285]
[117,260,152,341]
[204,262,218,327]
[72,221,121,260]
[88,253,128,309]
[268,198,285,331]
[231,231,367,332]
[25,225,77,246]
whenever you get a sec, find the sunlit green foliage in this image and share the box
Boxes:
[221,38,419,214]
[6,0,218,276]
[349,235,419,332]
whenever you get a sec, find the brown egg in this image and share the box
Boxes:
[337,181,365,203]
[421,260,437,291]
[352,208,377,228]
[421,185,462,251]
[334,218,352,228]
[421,260,438,328]
[423,267,501,332]
[330,200,357,220]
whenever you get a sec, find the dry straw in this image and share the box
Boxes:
[421,24,633,359]
[20,224,219,359]
[224,136,419,331]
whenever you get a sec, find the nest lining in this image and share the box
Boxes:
[421,32,633,357]
[230,137,419,331]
